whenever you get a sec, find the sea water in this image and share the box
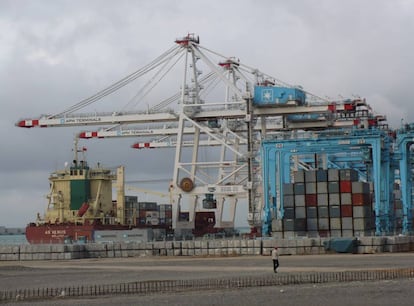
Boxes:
[0,235,28,245]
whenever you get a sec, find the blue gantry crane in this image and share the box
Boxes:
[261,128,397,236]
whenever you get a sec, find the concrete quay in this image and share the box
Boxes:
[1,253,414,305]
[0,235,414,261]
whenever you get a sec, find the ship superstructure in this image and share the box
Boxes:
[42,141,120,226]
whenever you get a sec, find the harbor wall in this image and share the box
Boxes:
[1,236,414,261]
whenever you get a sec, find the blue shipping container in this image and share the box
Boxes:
[253,86,306,106]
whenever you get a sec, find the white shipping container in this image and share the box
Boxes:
[318,218,329,230]
[330,230,342,237]
[353,218,371,230]
[330,218,341,230]
[317,182,328,194]
[342,230,353,237]
[342,217,353,230]
[294,195,305,207]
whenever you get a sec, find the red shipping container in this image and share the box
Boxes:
[138,210,147,218]
[340,180,352,193]
[305,194,317,206]
[341,205,353,217]
[318,230,329,238]
[352,193,370,206]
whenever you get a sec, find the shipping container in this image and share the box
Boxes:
[158,204,172,211]
[329,193,341,206]
[341,230,353,237]
[294,183,306,194]
[125,195,138,203]
[294,195,305,207]
[138,202,158,211]
[305,170,317,183]
[340,193,352,205]
[283,183,294,195]
[253,86,306,106]
[342,217,353,230]
[293,170,305,183]
[295,206,306,218]
[294,219,307,231]
[352,193,371,206]
[318,230,329,237]
[284,207,295,219]
[305,194,317,206]
[330,230,342,237]
[340,181,352,193]
[318,218,330,230]
[351,182,370,194]
[318,206,329,218]
[317,193,329,206]
[353,218,371,231]
[341,205,353,217]
[305,182,317,194]
[328,169,339,181]
[306,207,318,218]
[283,219,295,231]
[330,218,342,230]
[339,169,358,181]
[329,206,341,218]
[317,182,328,194]
[328,182,340,193]
[283,195,295,208]
[316,169,328,182]
[307,218,318,231]
[353,206,372,218]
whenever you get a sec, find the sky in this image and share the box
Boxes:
[1,0,414,227]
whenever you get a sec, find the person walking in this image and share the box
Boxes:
[271,247,279,273]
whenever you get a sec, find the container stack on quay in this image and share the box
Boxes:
[1,235,414,261]
[272,168,375,238]
[392,183,404,232]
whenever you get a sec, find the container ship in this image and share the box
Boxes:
[25,142,177,244]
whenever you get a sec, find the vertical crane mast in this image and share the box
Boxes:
[216,59,242,228]
[170,34,252,234]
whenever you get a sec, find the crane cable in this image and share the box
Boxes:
[123,48,185,111]
[50,45,182,118]
[199,44,330,103]
[148,71,217,112]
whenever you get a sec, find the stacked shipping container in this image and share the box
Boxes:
[276,169,374,238]
[124,196,173,229]
[392,184,403,232]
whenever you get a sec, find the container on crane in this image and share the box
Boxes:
[253,86,306,106]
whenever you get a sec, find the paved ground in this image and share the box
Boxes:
[1,253,414,305]
[15,279,414,306]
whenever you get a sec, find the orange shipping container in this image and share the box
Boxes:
[352,193,370,206]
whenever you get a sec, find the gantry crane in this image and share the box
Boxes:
[16,34,394,236]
